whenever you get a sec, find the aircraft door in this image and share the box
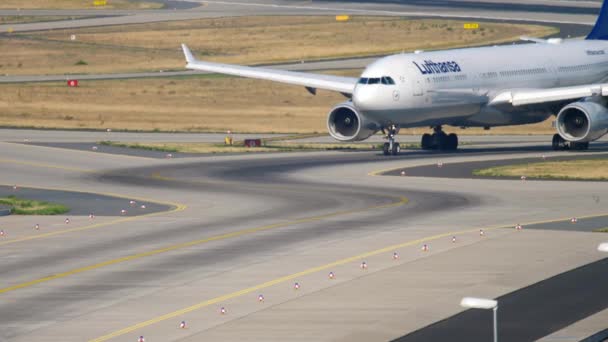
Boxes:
[412,78,423,96]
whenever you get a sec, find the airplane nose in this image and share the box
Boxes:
[353,86,375,110]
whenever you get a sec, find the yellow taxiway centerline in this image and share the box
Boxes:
[90,211,608,341]
[0,196,408,295]
[88,225,502,341]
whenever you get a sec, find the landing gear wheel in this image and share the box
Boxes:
[383,142,390,156]
[421,133,432,150]
[382,124,400,156]
[446,133,458,150]
[391,142,400,155]
[570,141,589,151]
[422,126,459,151]
[552,134,566,151]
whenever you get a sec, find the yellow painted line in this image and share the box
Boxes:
[0,195,407,295]
[0,184,186,247]
[89,211,608,341]
[88,226,495,342]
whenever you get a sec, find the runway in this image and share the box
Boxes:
[2,0,608,341]
[1,133,608,342]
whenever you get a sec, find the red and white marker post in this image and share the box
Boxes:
[328,271,335,280]
[65,218,70,224]
[452,236,457,243]
[34,224,40,230]
[180,320,187,329]
[393,252,399,260]
[220,307,226,315]
[479,229,485,236]
[515,224,523,231]
[571,217,578,224]
[360,261,368,270]
[258,294,264,302]
[294,282,300,290]
[0,230,5,237]
[138,336,145,342]
[421,244,429,252]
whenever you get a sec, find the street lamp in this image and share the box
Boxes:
[460,297,498,342]
[598,243,608,252]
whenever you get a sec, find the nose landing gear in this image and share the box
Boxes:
[382,125,400,156]
[421,126,458,150]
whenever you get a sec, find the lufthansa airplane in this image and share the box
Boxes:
[182,1,608,155]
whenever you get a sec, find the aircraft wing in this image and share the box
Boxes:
[489,83,608,107]
[181,44,357,94]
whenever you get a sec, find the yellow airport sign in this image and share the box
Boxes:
[336,15,350,22]
[464,23,479,29]
[93,0,107,6]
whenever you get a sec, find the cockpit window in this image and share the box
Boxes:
[381,76,396,85]
[359,76,395,85]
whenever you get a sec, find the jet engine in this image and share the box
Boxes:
[327,102,379,141]
[556,101,608,142]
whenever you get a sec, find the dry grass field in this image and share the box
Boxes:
[1,16,558,75]
[0,0,162,9]
[0,16,560,134]
[0,71,556,134]
[473,159,608,180]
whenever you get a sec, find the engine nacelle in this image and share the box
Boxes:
[556,101,608,142]
[327,102,379,142]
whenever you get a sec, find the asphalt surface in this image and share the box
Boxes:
[2,1,608,341]
[1,134,608,342]
[0,185,171,216]
[314,0,602,14]
[392,256,608,342]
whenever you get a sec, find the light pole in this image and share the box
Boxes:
[460,297,498,342]
[598,243,608,252]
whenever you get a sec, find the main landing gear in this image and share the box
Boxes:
[552,134,589,151]
[382,124,400,156]
[420,126,458,151]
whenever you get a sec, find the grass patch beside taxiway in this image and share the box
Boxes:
[473,159,608,181]
[0,195,69,215]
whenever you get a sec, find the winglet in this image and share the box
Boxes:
[181,44,195,64]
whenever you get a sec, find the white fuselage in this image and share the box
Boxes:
[353,39,608,128]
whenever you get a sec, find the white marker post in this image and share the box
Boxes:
[460,297,498,342]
